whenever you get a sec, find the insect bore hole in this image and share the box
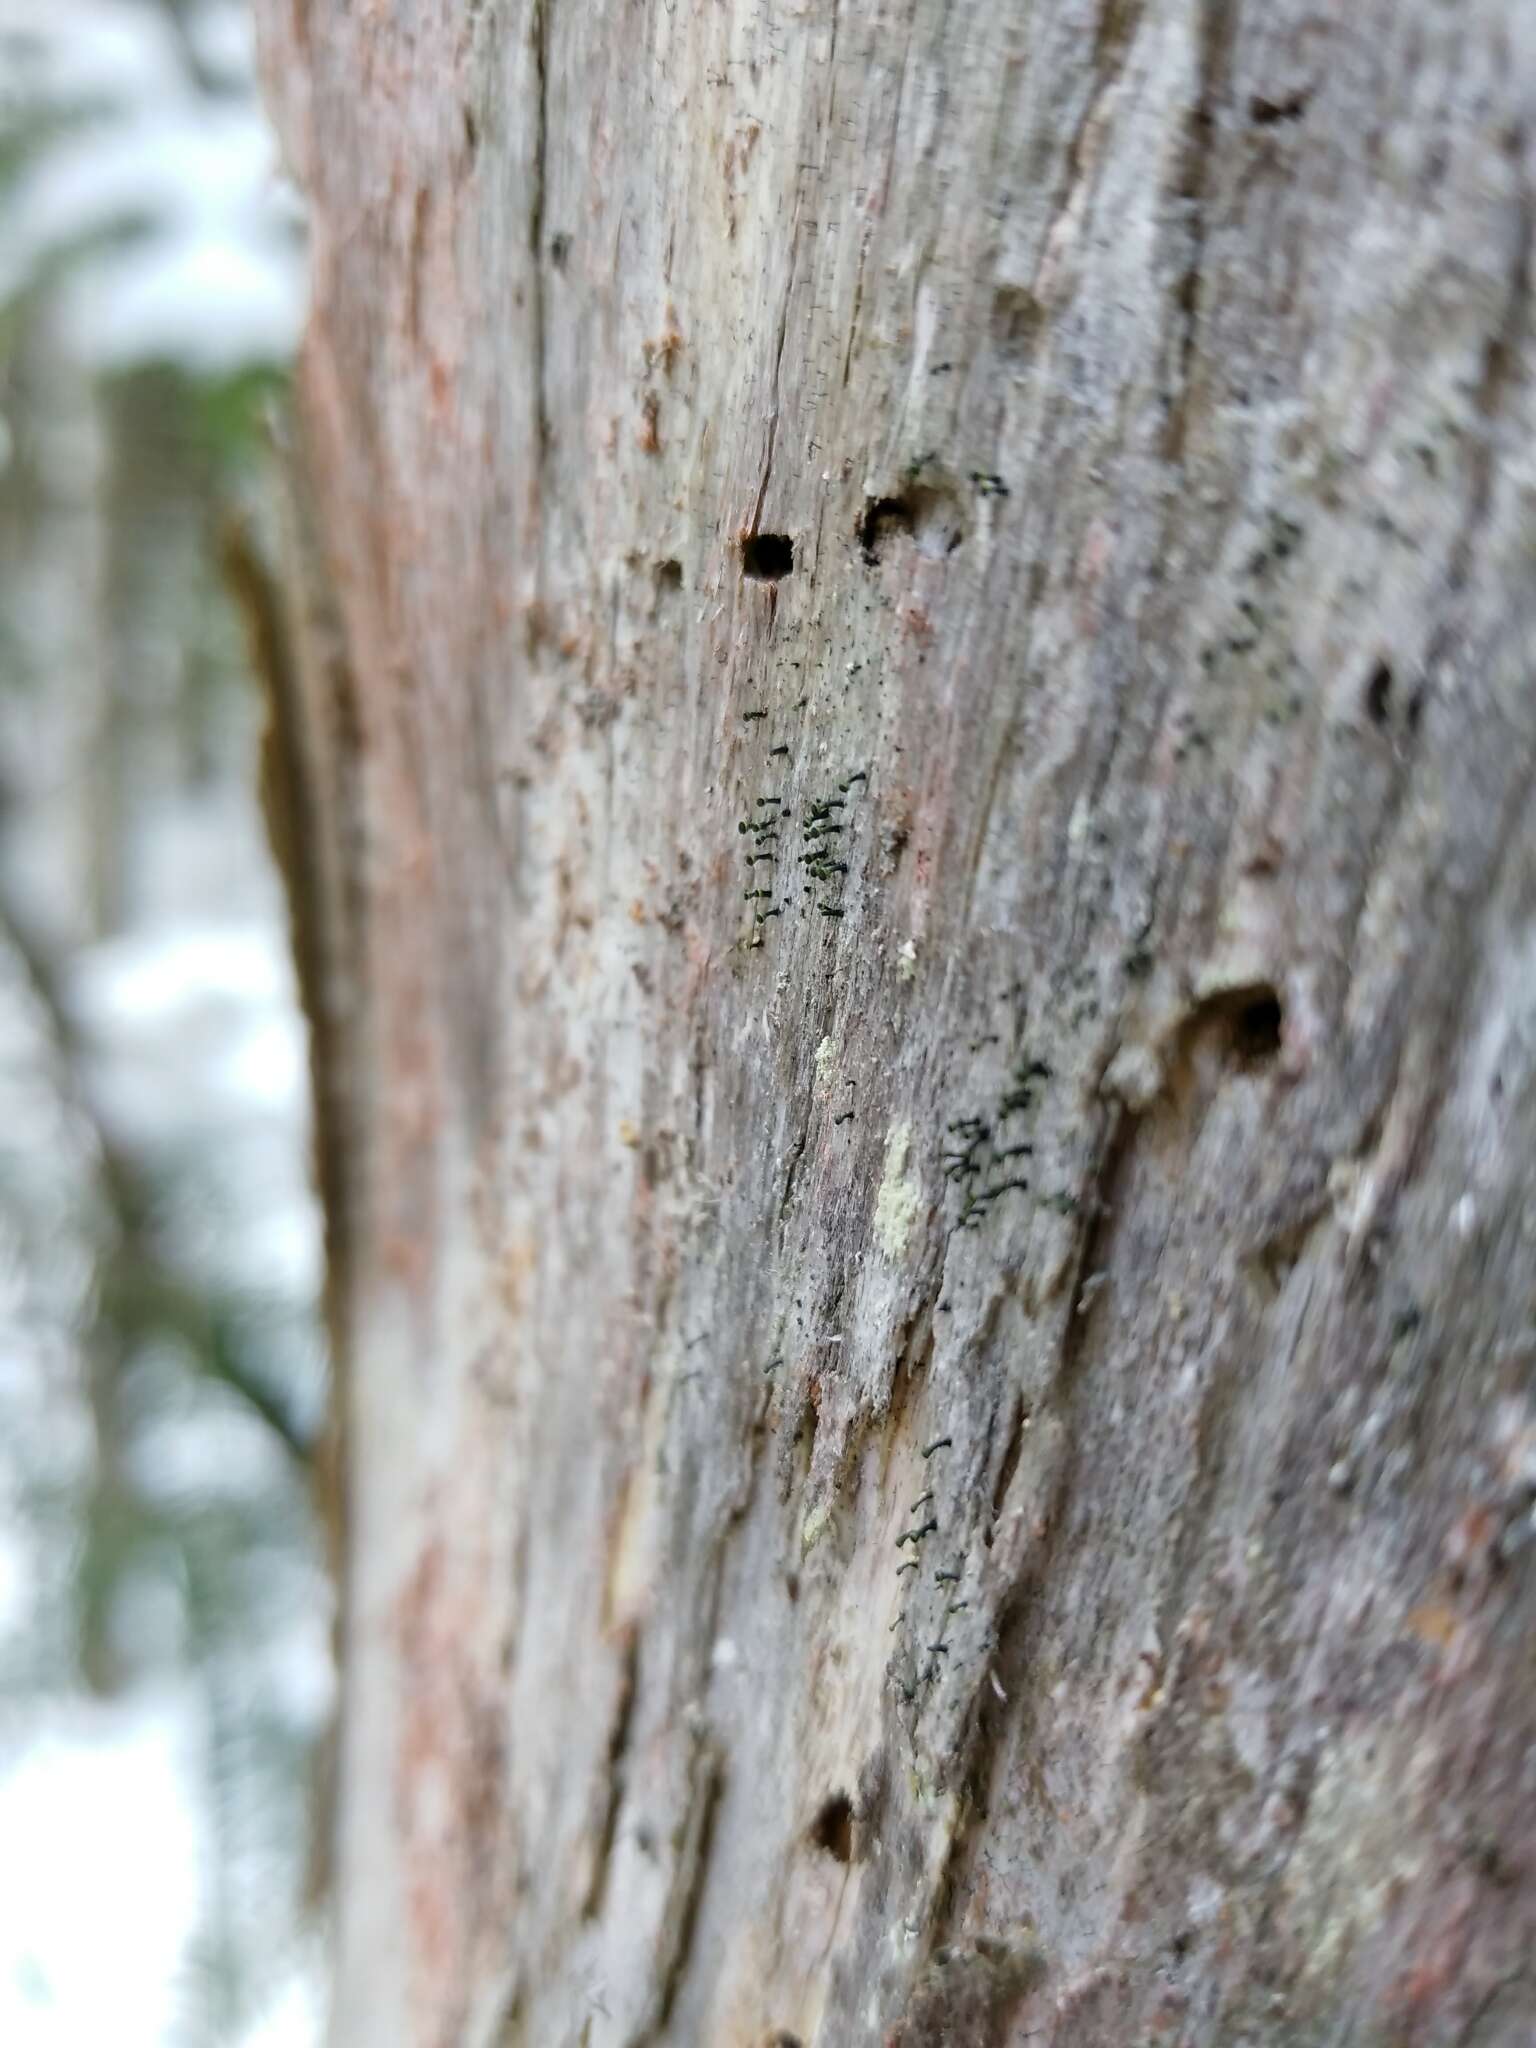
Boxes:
[1248,88,1310,125]
[655,557,683,593]
[857,495,915,563]
[857,483,965,562]
[1365,658,1393,726]
[1231,988,1283,1065]
[809,1792,854,1864]
[742,532,794,581]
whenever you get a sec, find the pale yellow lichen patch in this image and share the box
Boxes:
[897,939,918,982]
[874,1120,923,1260]
[1284,1732,1429,1990]
[801,1502,833,1556]
[814,1034,837,1093]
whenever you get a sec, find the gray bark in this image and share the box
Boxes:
[256,4,1536,2044]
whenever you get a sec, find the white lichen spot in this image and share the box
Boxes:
[814,1034,837,1092]
[1186,1875,1226,1927]
[885,1916,921,1959]
[897,939,918,983]
[874,1121,923,1260]
[1327,1154,1380,1248]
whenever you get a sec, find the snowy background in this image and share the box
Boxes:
[0,5,324,2043]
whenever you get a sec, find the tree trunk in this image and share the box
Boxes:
[255,5,1536,2044]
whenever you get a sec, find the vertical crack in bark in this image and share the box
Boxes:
[467,1968,527,2048]
[742,222,798,632]
[1066,0,1144,207]
[1051,1099,1133,1396]
[919,1098,1146,1916]
[1038,0,1146,290]
[777,1119,811,1225]
[1453,124,1532,591]
[583,1626,641,1919]
[874,1100,1150,1962]
[750,258,796,540]
[629,1734,724,2047]
[530,0,553,494]
[1163,0,1236,464]
[841,225,869,392]
[405,184,430,348]
[824,0,842,135]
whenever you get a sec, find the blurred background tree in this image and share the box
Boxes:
[0,5,324,2043]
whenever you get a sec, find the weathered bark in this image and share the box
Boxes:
[257,5,1536,2045]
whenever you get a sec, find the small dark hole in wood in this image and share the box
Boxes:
[809,1792,854,1863]
[1232,990,1283,1063]
[549,232,571,271]
[766,2035,804,2048]
[857,495,915,563]
[1406,682,1426,734]
[462,105,479,156]
[858,484,966,563]
[655,558,683,592]
[1248,89,1309,125]
[1365,659,1393,726]
[1188,983,1286,1073]
[742,532,794,581]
